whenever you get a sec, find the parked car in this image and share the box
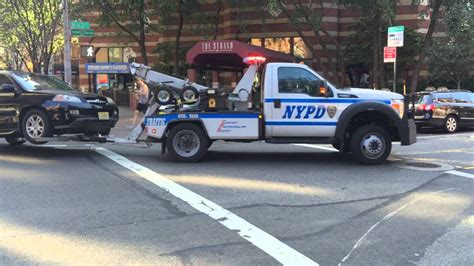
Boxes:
[412,90,474,133]
[0,71,119,145]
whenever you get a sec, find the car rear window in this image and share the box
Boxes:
[416,94,432,104]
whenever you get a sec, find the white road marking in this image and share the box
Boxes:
[417,132,474,140]
[94,147,318,266]
[293,144,338,152]
[338,188,455,266]
[445,170,474,180]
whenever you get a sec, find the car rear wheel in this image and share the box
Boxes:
[5,136,26,145]
[166,123,209,162]
[351,125,392,165]
[443,115,458,133]
[21,109,52,144]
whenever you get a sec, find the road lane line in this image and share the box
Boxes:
[338,188,455,266]
[445,170,474,180]
[94,147,318,266]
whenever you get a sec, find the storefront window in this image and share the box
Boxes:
[294,37,312,59]
[108,47,123,63]
[249,37,312,59]
[264,37,291,54]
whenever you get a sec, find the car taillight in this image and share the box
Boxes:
[424,104,435,111]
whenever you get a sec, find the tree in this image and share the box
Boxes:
[274,0,346,85]
[0,0,63,73]
[426,0,474,90]
[82,0,152,65]
[155,0,201,76]
[341,0,397,89]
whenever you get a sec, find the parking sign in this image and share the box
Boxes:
[384,47,397,63]
[388,26,404,47]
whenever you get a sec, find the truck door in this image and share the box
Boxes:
[0,74,19,135]
[265,65,339,137]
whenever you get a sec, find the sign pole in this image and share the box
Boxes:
[393,48,397,93]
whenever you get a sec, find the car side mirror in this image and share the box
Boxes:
[1,84,17,95]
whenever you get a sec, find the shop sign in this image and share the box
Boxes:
[85,63,130,74]
[201,41,234,52]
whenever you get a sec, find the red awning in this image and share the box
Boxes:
[186,40,295,70]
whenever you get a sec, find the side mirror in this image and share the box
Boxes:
[316,80,330,97]
[1,84,16,94]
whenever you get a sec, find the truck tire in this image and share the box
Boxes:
[180,86,199,103]
[350,125,391,165]
[166,123,209,162]
[21,109,52,144]
[154,86,174,105]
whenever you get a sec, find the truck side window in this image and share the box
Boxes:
[278,67,322,96]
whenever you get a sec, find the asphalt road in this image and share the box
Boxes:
[1,127,473,265]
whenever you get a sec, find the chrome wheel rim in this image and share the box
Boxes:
[360,132,385,159]
[446,117,457,132]
[182,89,197,102]
[26,115,45,139]
[172,130,200,157]
[157,90,171,103]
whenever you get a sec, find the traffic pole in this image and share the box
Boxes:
[63,0,72,85]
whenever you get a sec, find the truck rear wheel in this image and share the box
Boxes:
[351,125,391,165]
[166,123,209,162]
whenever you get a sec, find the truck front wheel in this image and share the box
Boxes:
[166,123,209,162]
[350,125,391,165]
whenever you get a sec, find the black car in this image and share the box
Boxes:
[0,71,118,145]
[413,90,474,133]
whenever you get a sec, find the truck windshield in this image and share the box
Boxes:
[10,72,74,92]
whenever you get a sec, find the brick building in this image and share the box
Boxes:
[76,0,436,103]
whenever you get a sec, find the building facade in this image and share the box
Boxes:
[77,0,436,102]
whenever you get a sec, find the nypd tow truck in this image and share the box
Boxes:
[133,54,416,165]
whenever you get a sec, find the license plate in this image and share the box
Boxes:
[414,116,424,119]
[98,112,109,120]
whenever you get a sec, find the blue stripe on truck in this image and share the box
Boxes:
[265,121,337,126]
[265,98,391,104]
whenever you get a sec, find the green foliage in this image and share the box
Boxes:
[0,0,62,73]
[426,0,474,89]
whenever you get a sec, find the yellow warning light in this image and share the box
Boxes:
[208,98,216,108]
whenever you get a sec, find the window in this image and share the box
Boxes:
[278,67,322,95]
[468,93,474,103]
[249,37,312,59]
[108,47,123,63]
[435,93,453,103]
[0,74,13,88]
[453,93,470,103]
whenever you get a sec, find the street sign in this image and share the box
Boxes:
[85,63,130,74]
[388,26,404,47]
[81,45,95,58]
[71,28,95,37]
[384,47,397,63]
[71,21,90,30]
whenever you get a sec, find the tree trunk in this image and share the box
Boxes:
[372,9,380,89]
[174,1,184,77]
[410,0,443,93]
[213,0,222,40]
[138,0,148,65]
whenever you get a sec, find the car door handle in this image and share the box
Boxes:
[274,99,281,109]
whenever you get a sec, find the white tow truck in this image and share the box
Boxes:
[129,55,416,164]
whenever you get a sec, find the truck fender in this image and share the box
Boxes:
[163,118,209,139]
[335,101,400,143]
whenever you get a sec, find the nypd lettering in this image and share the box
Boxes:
[282,105,326,119]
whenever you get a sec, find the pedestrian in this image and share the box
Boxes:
[359,73,370,88]
[132,78,149,126]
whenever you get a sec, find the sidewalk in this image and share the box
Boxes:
[110,106,144,138]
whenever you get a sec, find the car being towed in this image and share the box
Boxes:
[0,71,118,145]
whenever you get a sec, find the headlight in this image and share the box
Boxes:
[106,97,115,104]
[391,99,404,118]
[52,95,82,103]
